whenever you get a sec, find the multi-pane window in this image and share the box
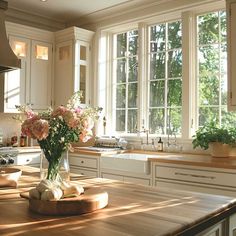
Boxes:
[113,30,138,133]
[197,11,236,128]
[148,21,182,136]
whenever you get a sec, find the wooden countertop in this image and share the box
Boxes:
[1,166,236,236]
[15,146,236,169]
[146,152,236,170]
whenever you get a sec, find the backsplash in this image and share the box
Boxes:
[0,113,21,145]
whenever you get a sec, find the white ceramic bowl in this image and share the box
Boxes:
[0,167,22,187]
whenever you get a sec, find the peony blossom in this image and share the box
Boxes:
[31,119,49,140]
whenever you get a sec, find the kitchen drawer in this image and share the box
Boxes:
[155,165,236,188]
[17,153,40,165]
[70,167,98,177]
[70,155,98,169]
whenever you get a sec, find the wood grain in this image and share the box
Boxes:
[20,187,108,216]
[1,166,236,236]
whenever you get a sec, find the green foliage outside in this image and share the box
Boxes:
[114,10,236,135]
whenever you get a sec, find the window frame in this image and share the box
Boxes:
[96,1,226,142]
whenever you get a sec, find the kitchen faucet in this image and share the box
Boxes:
[137,128,149,145]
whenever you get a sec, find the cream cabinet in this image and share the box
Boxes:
[2,22,53,112]
[227,0,236,110]
[54,27,94,106]
[69,153,99,177]
[229,213,236,236]
[197,220,226,236]
[17,152,40,167]
[101,172,151,186]
[152,162,236,197]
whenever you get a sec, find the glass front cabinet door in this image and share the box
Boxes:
[74,41,90,104]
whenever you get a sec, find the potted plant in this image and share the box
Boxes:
[192,122,236,157]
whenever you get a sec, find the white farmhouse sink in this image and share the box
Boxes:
[100,153,151,175]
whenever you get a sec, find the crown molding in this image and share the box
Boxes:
[5,7,65,32]
[6,21,54,42]
[68,0,224,31]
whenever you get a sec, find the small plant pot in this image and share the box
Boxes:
[209,142,230,158]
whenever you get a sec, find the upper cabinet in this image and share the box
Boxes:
[54,27,94,107]
[227,0,236,110]
[2,22,53,112]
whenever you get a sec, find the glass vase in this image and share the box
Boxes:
[40,150,70,183]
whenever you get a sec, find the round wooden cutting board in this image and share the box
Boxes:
[20,187,108,216]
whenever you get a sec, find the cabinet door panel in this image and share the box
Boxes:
[4,36,30,112]
[70,167,98,177]
[30,40,52,110]
[55,41,73,107]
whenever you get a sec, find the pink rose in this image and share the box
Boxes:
[51,106,67,117]
[21,115,40,138]
[31,119,49,140]
[63,110,79,128]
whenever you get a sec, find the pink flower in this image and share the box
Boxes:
[63,110,79,128]
[25,110,36,119]
[31,119,49,140]
[75,107,83,115]
[21,115,40,138]
[51,106,67,117]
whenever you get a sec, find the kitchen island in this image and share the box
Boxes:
[1,166,236,236]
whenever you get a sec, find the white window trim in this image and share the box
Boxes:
[94,1,226,142]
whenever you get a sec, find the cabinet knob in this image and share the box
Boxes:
[81,160,84,164]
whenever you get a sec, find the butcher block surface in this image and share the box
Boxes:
[20,187,108,216]
[1,166,236,236]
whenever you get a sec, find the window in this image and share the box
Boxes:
[101,2,234,139]
[197,11,236,128]
[113,30,138,133]
[148,21,182,135]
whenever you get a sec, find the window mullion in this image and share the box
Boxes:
[165,22,168,136]
[125,33,129,133]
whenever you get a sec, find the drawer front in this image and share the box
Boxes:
[155,165,236,188]
[70,167,98,177]
[70,156,97,169]
[124,176,150,186]
[17,153,40,165]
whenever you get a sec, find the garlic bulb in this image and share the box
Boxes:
[29,188,41,199]
[41,187,63,201]
[36,179,54,193]
[63,184,84,196]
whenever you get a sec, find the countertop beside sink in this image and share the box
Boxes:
[11,146,236,170]
[73,147,236,170]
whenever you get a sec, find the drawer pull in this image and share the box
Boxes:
[81,161,84,164]
[174,172,215,180]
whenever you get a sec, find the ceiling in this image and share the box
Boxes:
[7,0,133,24]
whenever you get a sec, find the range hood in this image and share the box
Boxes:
[0,0,21,73]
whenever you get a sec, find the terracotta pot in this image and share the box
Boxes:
[209,142,230,158]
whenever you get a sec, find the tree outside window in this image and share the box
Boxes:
[148,21,182,136]
[197,11,236,128]
[113,30,138,133]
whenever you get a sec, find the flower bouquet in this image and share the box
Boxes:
[17,92,101,182]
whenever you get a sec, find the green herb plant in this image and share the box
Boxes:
[192,122,236,150]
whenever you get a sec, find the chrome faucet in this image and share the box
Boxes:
[137,128,149,145]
